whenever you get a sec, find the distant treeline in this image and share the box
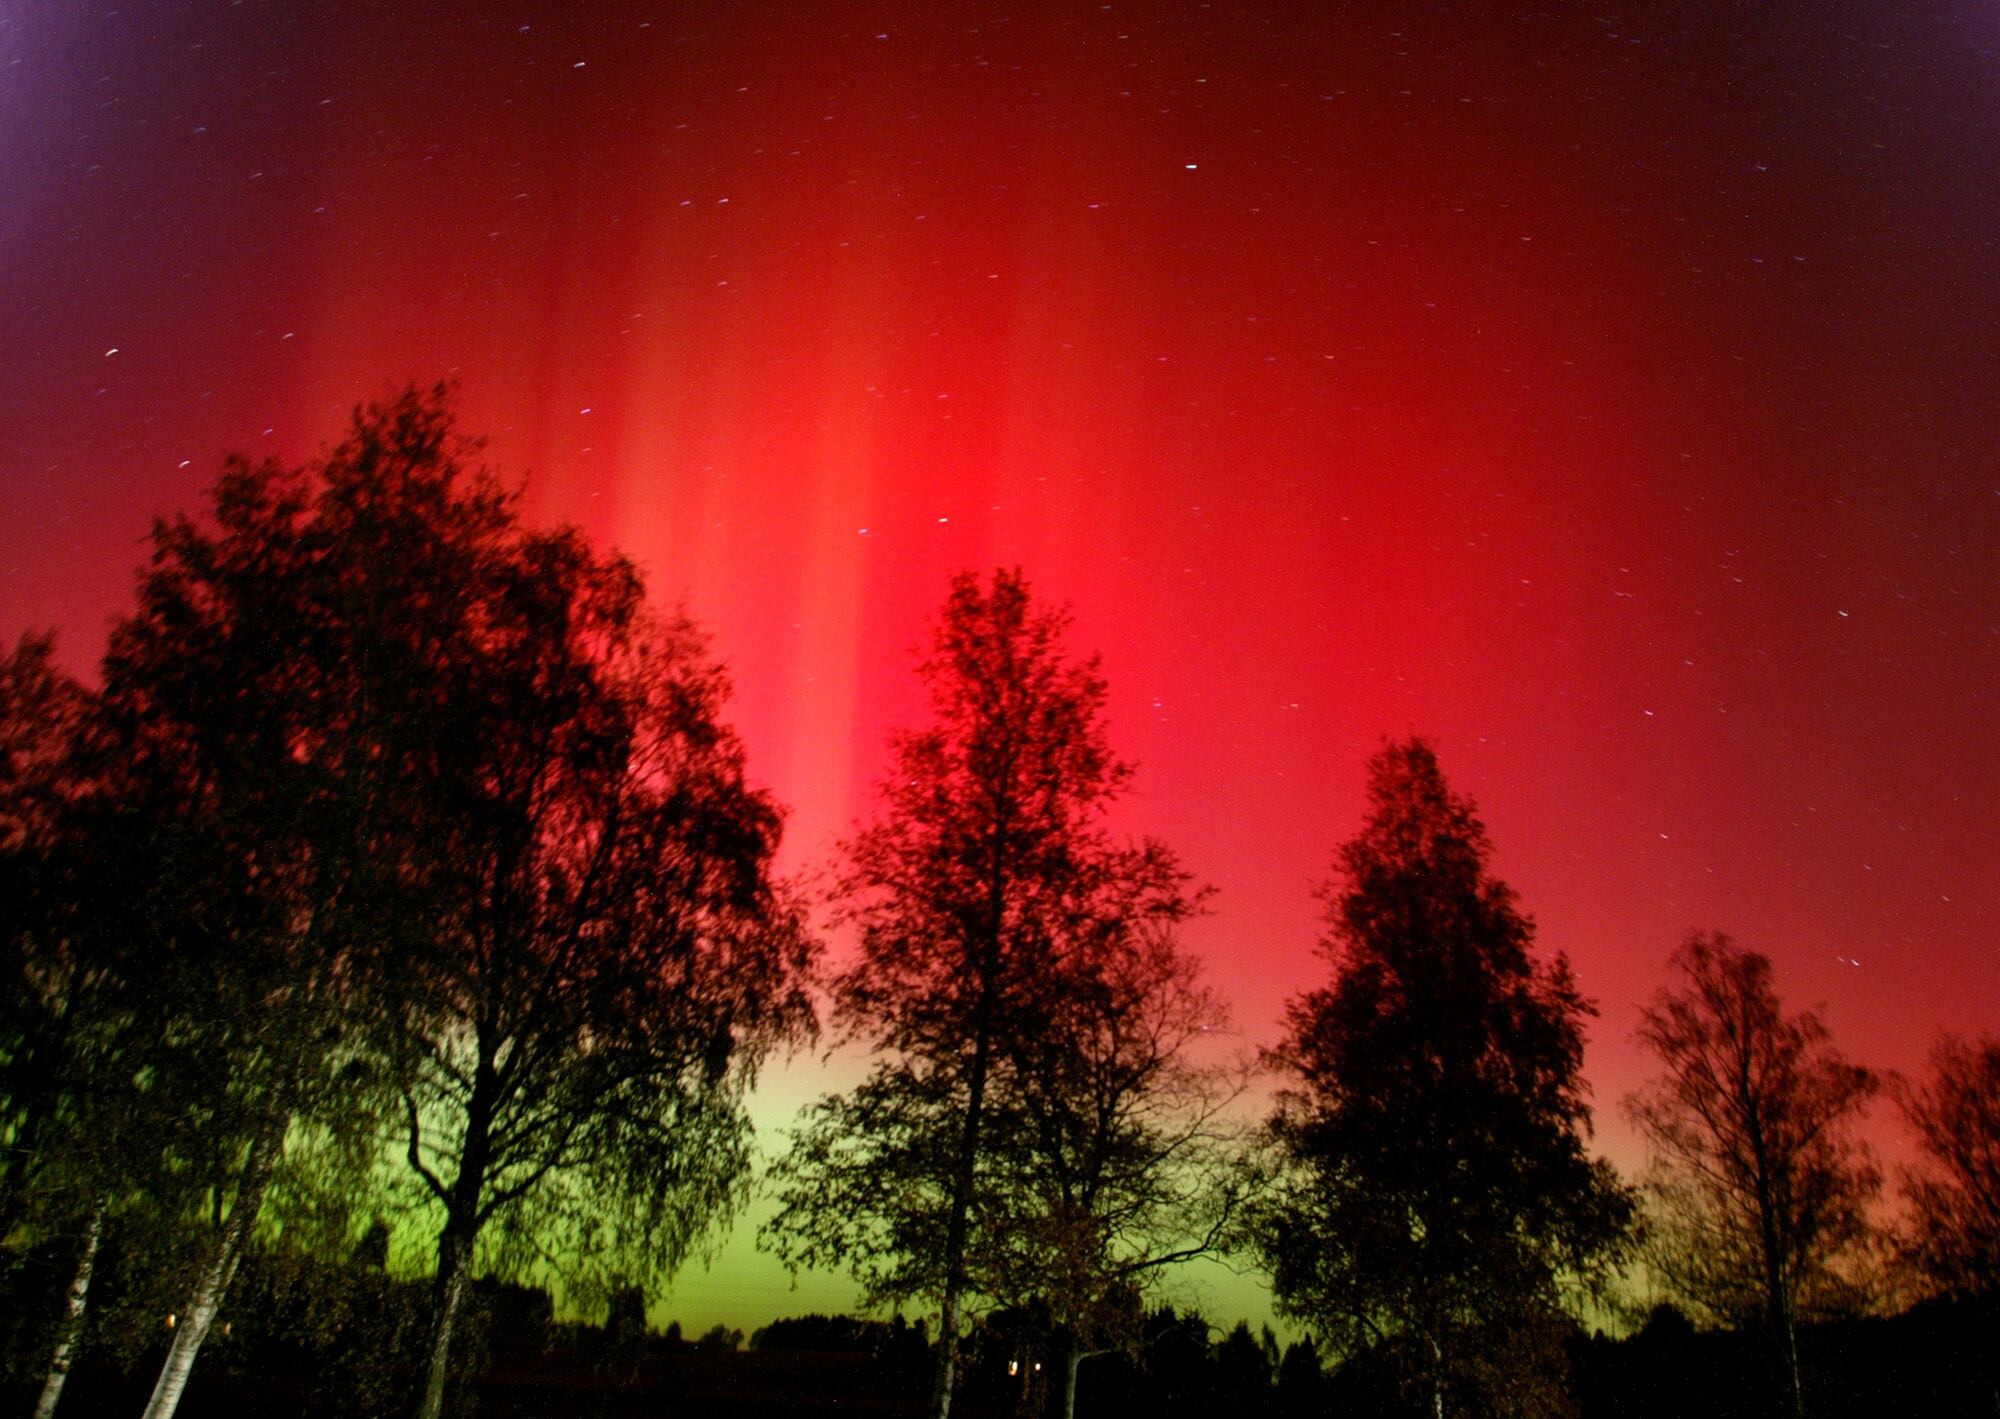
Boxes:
[6,1250,1996,1419]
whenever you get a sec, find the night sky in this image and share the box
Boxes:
[3,1,1995,1330]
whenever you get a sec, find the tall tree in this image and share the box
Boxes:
[764,569,1188,1419]
[1898,1034,2000,1300]
[391,525,814,1419]
[1627,931,1882,1419]
[96,386,556,1419]
[1257,739,1634,1419]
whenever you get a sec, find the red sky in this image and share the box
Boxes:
[3,0,1995,1331]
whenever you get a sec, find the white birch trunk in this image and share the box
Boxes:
[32,1195,107,1419]
[928,1288,961,1419]
[139,1127,282,1419]
[412,1231,473,1419]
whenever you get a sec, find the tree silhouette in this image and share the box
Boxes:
[1210,1319,1274,1416]
[83,385,814,1419]
[1897,1034,2000,1300]
[0,634,102,1244]
[982,905,1252,1419]
[1257,738,1633,1419]
[1,632,249,1419]
[1627,931,1882,1419]
[1273,1336,1327,1418]
[388,516,814,1419]
[764,569,1193,1419]
[96,387,521,1419]
[1,635,125,1419]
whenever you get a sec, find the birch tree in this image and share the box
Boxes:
[1628,931,1882,1419]
[0,633,228,1419]
[1,636,125,1419]
[390,530,814,1419]
[765,569,1191,1419]
[98,386,522,1419]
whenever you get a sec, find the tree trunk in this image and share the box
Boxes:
[1753,1169,1803,1417]
[929,1004,995,1419]
[413,1065,497,1419]
[928,1286,962,1419]
[413,1228,475,1419]
[927,1062,988,1419]
[32,1195,106,1419]
[1740,1041,1804,1419]
[1771,1291,1803,1419]
[1060,1333,1082,1419]
[140,1127,283,1419]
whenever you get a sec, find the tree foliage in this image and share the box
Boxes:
[386,498,816,1419]
[0,631,258,1418]
[0,637,137,1419]
[1,633,108,1235]
[1627,931,1882,1418]
[94,386,527,1418]
[1897,1033,2000,1300]
[764,569,1202,1419]
[1257,738,1633,1419]
[39,385,815,1419]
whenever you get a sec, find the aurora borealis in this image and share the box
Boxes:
[3,0,1994,1331]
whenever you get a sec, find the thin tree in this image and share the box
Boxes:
[1897,1033,2000,1300]
[764,569,1181,1419]
[984,903,1253,1419]
[391,529,814,1419]
[1627,931,1882,1419]
[1257,739,1634,1419]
